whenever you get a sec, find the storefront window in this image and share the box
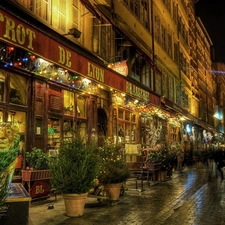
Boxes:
[0,110,3,122]
[48,118,60,150]
[118,109,124,119]
[64,90,74,116]
[36,119,42,135]
[7,111,26,132]
[79,122,87,143]
[77,96,86,118]
[63,120,87,143]
[7,111,26,154]
[131,114,136,122]
[63,120,73,141]
[115,108,137,144]
[10,73,27,105]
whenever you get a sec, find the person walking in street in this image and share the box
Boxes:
[177,148,185,172]
[214,149,225,180]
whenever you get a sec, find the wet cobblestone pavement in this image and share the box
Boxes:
[29,164,225,225]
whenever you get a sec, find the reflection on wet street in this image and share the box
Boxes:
[29,164,225,225]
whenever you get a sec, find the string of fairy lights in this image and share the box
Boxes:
[0,42,181,125]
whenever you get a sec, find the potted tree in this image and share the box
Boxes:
[22,147,50,199]
[146,149,163,170]
[97,140,130,201]
[49,137,99,217]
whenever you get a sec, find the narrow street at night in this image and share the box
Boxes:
[29,164,225,225]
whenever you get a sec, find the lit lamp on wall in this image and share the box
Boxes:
[7,111,16,123]
[186,123,191,134]
[214,105,223,120]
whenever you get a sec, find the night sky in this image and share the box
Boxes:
[195,0,225,64]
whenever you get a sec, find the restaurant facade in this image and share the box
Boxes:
[0,1,223,174]
[0,7,170,168]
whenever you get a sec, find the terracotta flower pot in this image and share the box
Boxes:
[104,183,122,201]
[160,170,167,182]
[63,193,88,217]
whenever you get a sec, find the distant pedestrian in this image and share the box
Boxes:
[177,148,184,172]
[214,149,225,180]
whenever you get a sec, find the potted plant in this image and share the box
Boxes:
[22,147,50,199]
[159,143,178,181]
[146,150,162,170]
[49,137,99,217]
[97,140,130,201]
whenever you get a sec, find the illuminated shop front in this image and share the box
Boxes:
[0,8,162,172]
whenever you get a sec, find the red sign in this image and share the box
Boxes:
[30,180,50,198]
[108,60,128,76]
[0,9,160,105]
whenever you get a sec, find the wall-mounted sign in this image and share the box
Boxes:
[108,60,128,76]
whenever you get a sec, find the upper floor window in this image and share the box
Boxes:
[163,0,172,14]
[154,16,161,43]
[174,42,179,64]
[140,0,149,29]
[123,0,149,30]
[123,0,128,5]
[172,2,177,24]
[168,76,174,102]
[130,0,139,18]
[15,0,50,22]
[162,70,168,98]
[175,80,180,105]
[155,71,162,95]
[72,0,80,29]
[167,33,172,57]
[93,18,112,60]
[58,0,67,32]
[161,25,166,50]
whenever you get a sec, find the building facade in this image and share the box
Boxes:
[0,0,224,170]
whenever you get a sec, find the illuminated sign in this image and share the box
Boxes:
[126,81,149,101]
[108,60,128,76]
[87,62,104,82]
[0,9,161,106]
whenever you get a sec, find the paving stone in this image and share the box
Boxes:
[28,164,225,225]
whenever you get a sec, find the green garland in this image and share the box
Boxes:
[0,134,20,217]
[0,135,20,171]
[0,173,9,217]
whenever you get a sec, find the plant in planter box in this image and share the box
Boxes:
[49,137,99,217]
[147,151,163,164]
[97,140,130,201]
[25,147,49,170]
[22,148,51,199]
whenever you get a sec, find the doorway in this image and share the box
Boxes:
[97,108,107,147]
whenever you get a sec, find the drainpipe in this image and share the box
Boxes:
[150,0,155,92]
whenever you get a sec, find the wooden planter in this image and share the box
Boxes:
[146,163,161,171]
[22,170,51,199]
[22,170,50,181]
[146,163,161,183]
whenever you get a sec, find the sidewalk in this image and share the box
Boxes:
[28,167,191,225]
[28,163,225,225]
